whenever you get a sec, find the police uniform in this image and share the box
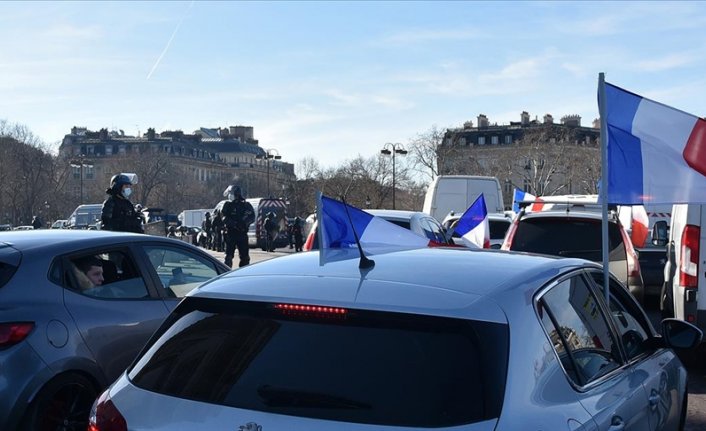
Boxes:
[222,193,255,267]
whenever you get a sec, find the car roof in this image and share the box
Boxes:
[191,247,598,321]
[0,230,169,254]
[366,209,423,220]
[518,209,618,222]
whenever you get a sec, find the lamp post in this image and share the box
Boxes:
[70,154,93,205]
[44,201,50,228]
[255,148,281,197]
[380,143,408,210]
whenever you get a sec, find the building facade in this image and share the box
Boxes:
[58,126,295,212]
[441,112,601,208]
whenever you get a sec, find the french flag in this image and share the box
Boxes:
[513,188,544,213]
[317,193,433,252]
[604,82,706,204]
[453,193,490,248]
[617,205,650,248]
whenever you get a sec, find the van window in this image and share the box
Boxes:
[129,298,509,428]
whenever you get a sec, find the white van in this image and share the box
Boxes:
[654,204,706,335]
[422,175,504,223]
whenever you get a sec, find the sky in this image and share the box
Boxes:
[2,1,706,173]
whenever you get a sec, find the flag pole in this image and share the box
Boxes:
[598,72,610,300]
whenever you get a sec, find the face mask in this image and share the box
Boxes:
[122,187,132,198]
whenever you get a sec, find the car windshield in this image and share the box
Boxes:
[129,297,509,428]
[510,217,625,261]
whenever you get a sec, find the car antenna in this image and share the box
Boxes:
[340,195,375,269]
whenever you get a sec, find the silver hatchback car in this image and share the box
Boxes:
[94,247,700,430]
[0,230,229,430]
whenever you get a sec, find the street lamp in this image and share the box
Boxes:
[255,148,281,197]
[44,201,50,227]
[70,154,93,205]
[380,143,408,210]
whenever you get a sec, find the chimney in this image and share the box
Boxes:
[463,120,474,129]
[543,114,554,124]
[592,118,600,129]
[477,114,489,129]
[521,111,530,126]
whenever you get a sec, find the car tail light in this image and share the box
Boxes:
[0,322,34,348]
[88,389,127,431]
[500,219,519,251]
[680,225,700,288]
[274,303,347,317]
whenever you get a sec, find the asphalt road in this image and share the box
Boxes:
[206,246,706,429]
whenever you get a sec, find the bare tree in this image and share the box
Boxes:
[408,125,468,181]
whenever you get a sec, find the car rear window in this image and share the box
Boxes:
[129,297,508,427]
[510,217,625,261]
[489,219,510,240]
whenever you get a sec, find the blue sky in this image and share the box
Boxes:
[2,1,706,171]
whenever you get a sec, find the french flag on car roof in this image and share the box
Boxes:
[512,188,544,213]
[317,193,437,253]
[604,82,706,204]
[452,193,490,249]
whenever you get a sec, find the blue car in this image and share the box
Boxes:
[0,230,229,430]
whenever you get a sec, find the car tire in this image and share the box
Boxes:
[21,372,98,431]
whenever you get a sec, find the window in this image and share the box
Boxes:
[129,298,509,427]
[504,135,512,144]
[491,136,499,145]
[509,217,625,262]
[588,271,652,360]
[67,250,149,299]
[538,275,621,386]
[143,246,220,298]
[420,217,447,243]
[478,136,486,145]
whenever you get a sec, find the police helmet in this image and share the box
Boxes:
[222,184,243,199]
[110,174,132,193]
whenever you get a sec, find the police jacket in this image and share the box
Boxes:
[101,194,143,233]
[222,199,255,234]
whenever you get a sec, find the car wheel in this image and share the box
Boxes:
[21,373,98,431]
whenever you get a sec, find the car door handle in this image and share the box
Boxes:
[649,393,661,410]
[609,415,625,431]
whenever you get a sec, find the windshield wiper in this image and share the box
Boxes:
[257,385,371,409]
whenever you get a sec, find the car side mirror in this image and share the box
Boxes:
[661,318,703,349]
[652,220,668,246]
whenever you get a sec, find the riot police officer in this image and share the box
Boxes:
[221,185,255,267]
[101,174,143,233]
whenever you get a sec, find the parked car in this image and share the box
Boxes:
[442,212,512,248]
[0,230,230,430]
[93,247,700,430]
[502,203,645,304]
[12,225,35,231]
[303,209,452,251]
[51,219,68,229]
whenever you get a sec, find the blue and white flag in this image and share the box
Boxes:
[453,193,489,249]
[512,189,535,213]
[603,82,706,204]
[316,193,433,255]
